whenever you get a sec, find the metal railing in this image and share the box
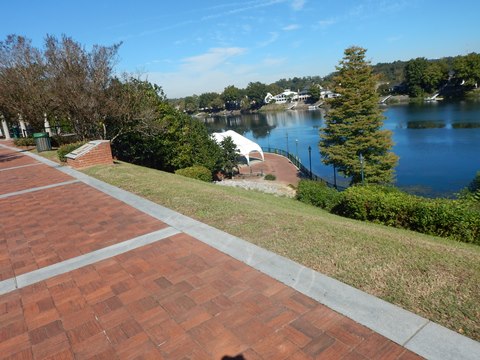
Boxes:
[262,146,347,191]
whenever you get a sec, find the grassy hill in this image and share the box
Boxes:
[83,161,480,341]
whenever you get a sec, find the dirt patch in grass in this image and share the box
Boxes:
[83,161,480,341]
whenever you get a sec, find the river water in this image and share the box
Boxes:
[204,100,480,197]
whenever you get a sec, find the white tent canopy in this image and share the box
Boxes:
[212,130,264,165]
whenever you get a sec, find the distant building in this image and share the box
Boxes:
[264,88,339,104]
[264,89,310,104]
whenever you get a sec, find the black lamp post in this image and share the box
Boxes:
[286,132,289,155]
[267,130,270,150]
[295,139,298,164]
[333,164,337,188]
[308,146,312,179]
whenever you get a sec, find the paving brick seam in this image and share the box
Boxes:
[0,179,80,199]
[0,226,180,295]
[1,142,479,360]
[0,162,43,172]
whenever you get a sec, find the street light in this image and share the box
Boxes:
[286,132,289,155]
[359,153,365,185]
[308,146,313,179]
[267,130,270,150]
[333,164,337,189]
[295,139,298,165]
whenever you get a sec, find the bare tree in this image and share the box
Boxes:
[0,35,48,131]
[44,35,121,140]
[104,75,166,142]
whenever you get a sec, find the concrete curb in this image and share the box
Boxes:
[2,143,479,360]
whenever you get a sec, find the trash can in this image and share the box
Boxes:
[33,132,52,152]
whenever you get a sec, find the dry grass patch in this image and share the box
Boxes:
[83,161,480,341]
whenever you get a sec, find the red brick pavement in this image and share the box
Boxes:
[238,153,301,186]
[0,164,74,194]
[0,144,423,359]
[0,149,38,169]
[0,182,167,280]
[0,233,422,360]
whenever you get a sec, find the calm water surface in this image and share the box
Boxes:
[204,101,480,197]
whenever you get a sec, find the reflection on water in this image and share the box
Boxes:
[203,101,480,197]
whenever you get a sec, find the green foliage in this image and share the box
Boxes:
[333,185,480,244]
[13,137,36,146]
[404,58,448,96]
[264,174,276,181]
[320,46,398,185]
[57,141,86,162]
[245,81,269,109]
[50,134,82,147]
[296,180,342,211]
[219,136,238,178]
[467,171,480,193]
[175,165,212,182]
[198,92,223,111]
[458,171,480,210]
[453,53,480,87]
[273,76,324,92]
[222,85,243,110]
[183,95,199,113]
[373,60,407,84]
[113,102,223,173]
[308,84,321,102]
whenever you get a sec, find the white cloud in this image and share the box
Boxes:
[317,18,337,29]
[181,47,246,72]
[145,51,291,98]
[201,0,286,21]
[263,57,286,66]
[257,32,279,47]
[283,24,300,31]
[291,0,306,11]
[387,35,403,43]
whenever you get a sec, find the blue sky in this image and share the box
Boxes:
[2,0,479,98]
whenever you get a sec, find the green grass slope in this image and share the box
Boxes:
[84,161,480,341]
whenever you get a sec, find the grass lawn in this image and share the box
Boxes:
[83,161,480,341]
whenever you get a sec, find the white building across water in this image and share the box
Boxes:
[264,89,310,104]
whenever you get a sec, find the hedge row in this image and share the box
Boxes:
[175,165,212,182]
[296,180,342,211]
[297,180,480,245]
[13,134,82,148]
[57,142,86,162]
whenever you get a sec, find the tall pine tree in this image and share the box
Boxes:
[320,46,398,185]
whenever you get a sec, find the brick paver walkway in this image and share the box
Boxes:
[238,153,301,185]
[0,144,426,359]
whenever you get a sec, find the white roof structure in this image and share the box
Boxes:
[212,130,264,165]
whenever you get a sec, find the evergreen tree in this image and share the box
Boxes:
[320,46,398,185]
[220,136,239,178]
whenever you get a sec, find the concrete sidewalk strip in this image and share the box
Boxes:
[0,162,43,172]
[405,322,480,360]
[0,179,80,199]
[1,143,479,360]
[0,278,16,295]
[0,226,180,295]
[253,253,429,346]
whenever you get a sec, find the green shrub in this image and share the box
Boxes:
[296,180,343,211]
[264,174,276,181]
[175,165,212,182]
[57,141,86,162]
[13,137,36,147]
[333,185,480,244]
